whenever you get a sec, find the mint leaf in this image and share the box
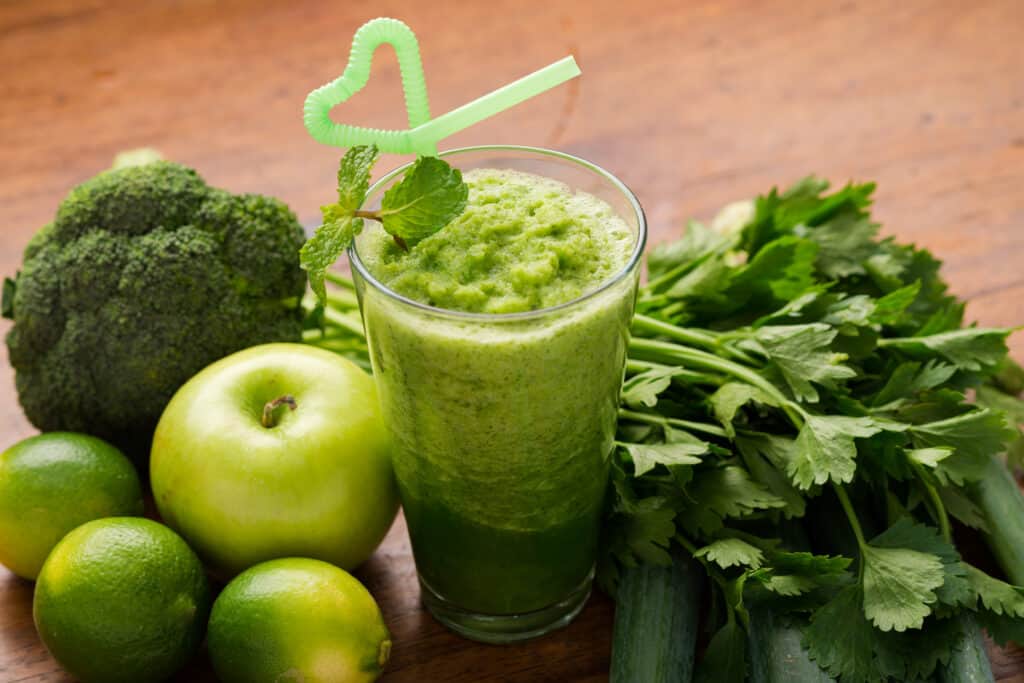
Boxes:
[301,146,470,303]
[336,144,379,212]
[300,211,359,304]
[708,382,779,437]
[379,155,468,245]
[621,441,706,477]
[694,538,765,570]
[300,145,379,304]
[755,324,856,402]
[789,415,885,489]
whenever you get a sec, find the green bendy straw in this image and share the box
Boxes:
[303,17,581,156]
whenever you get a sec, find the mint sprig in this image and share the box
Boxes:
[300,144,468,305]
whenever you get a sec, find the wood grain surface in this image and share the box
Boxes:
[1,0,1022,681]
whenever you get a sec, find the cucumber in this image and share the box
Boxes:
[747,522,835,682]
[974,455,1024,585]
[610,551,703,683]
[937,613,995,683]
[747,606,834,683]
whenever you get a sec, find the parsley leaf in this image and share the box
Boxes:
[870,518,973,609]
[735,433,806,518]
[797,212,879,279]
[910,408,1017,485]
[754,324,856,402]
[804,586,901,683]
[621,366,678,408]
[880,328,1014,372]
[621,441,706,477]
[676,466,787,535]
[861,543,944,632]
[789,415,886,489]
[966,564,1024,617]
[694,538,765,570]
[709,382,779,437]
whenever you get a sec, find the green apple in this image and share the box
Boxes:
[150,343,398,578]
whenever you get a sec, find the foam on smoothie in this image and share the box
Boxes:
[358,168,633,314]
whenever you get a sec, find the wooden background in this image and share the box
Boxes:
[1,0,1022,680]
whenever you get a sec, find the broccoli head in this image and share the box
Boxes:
[4,161,307,462]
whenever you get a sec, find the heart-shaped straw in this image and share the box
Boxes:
[303,17,580,156]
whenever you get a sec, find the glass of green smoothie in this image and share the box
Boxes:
[349,146,646,643]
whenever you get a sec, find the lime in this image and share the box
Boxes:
[33,517,211,683]
[0,432,144,579]
[208,558,391,683]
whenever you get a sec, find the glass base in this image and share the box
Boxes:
[419,570,593,644]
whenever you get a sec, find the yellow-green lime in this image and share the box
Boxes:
[208,558,391,683]
[0,432,143,580]
[33,517,211,683]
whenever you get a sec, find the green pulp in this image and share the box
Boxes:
[356,168,636,616]
[358,168,633,314]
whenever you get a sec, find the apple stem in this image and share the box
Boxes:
[261,395,297,428]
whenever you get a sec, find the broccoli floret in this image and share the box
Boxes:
[4,161,307,461]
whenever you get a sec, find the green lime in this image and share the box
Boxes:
[0,432,144,579]
[33,517,211,683]
[208,558,391,683]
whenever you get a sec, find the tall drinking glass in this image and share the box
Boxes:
[349,146,646,643]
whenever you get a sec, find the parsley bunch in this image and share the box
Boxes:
[602,178,1024,682]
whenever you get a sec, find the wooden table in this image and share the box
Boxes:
[1,0,1022,680]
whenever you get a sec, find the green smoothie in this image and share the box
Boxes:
[353,167,639,629]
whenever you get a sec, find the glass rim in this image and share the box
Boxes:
[347,144,648,322]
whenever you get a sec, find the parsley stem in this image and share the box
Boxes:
[321,307,366,339]
[618,408,729,438]
[624,359,724,386]
[642,260,701,294]
[915,466,953,542]
[833,484,868,555]
[632,314,757,364]
[628,338,789,406]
